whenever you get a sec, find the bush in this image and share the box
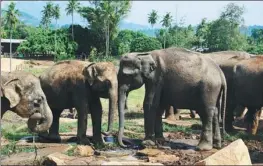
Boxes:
[246,45,263,55]
[130,36,162,52]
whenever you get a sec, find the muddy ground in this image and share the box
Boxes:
[1,110,263,165]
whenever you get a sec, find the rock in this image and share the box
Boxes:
[137,148,164,157]
[74,145,94,157]
[149,154,179,163]
[195,139,252,165]
[43,152,68,165]
[1,145,71,165]
[101,161,163,165]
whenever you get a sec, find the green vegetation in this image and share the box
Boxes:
[1,141,35,156]
[59,122,78,133]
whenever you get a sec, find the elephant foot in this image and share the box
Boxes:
[196,141,213,151]
[142,139,156,146]
[212,141,222,149]
[155,137,167,146]
[92,136,104,145]
[77,136,91,145]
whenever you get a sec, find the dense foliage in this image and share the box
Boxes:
[1,1,263,62]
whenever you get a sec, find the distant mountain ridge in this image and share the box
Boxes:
[2,9,263,37]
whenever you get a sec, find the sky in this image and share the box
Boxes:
[1,1,263,27]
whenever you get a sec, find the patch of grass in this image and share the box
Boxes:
[125,111,144,119]
[64,145,77,156]
[93,142,119,150]
[23,68,47,76]
[126,86,145,110]
[59,122,78,133]
[163,123,193,133]
[2,124,32,141]
[1,141,35,156]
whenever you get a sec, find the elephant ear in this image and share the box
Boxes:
[2,78,23,108]
[137,53,157,78]
[83,63,97,86]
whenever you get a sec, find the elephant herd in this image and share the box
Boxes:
[1,47,263,151]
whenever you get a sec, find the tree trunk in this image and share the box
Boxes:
[72,13,74,41]
[9,28,12,72]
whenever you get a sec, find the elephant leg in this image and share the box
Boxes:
[234,105,247,120]
[245,107,261,135]
[74,101,90,145]
[90,96,103,144]
[190,110,196,119]
[197,107,213,151]
[174,108,181,120]
[155,107,165,144]
[47,109,63,142]
[225,102,235,132]
[212,107,221,149]
[165,106,175,120]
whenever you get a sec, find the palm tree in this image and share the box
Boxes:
[160,12,172,49]
[4,2,20,72]
[41,2,54,29]
[66,0,80,41]
[52,4,60,61]
[148,9,158,35]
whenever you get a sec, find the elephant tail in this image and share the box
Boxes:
[220,71,227,138]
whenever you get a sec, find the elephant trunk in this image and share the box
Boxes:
[28,99,53,133]
[118,84,128,147]
[107,82,118,133]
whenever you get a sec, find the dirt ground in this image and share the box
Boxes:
[1,58,263,165]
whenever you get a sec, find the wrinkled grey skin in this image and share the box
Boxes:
[69,62,118,135]
[1,71,53,133]
[232,57,263,135]
[118,47,227,151]
[204,51,252,132]
[161,51,252,123]
[39,60,117,145]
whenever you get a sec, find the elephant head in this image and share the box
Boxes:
[1,72,53,133]
[83,62,118,133]
[117,52,157,146]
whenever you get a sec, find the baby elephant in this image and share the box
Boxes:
[1,71,53,133]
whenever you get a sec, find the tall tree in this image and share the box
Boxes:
[4,2,20,71]
[206,3,247,51]
[66,0,80,41]
[53,4,60,60]
[41,2,54,29]
[196,18,209,48]
[79,0,131,56]
[160,12,172,48]
[148,9,158,29]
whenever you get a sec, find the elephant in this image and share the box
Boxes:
[159,51,252,123]
[118,47,227,151]
[232,56,263,135]
[1,71,53,133]
[203,51,253,132]
[38,60,117,144]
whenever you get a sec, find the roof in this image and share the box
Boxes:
[1,39,26,44]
